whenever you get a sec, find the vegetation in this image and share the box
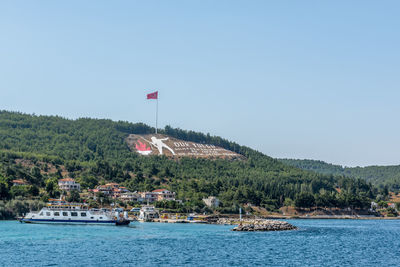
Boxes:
[279,159,400,192]
[0,111,388,217]
[0,198,45,220]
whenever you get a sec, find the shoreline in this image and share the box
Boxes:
[4,216,400,223]
[262,215,400,220]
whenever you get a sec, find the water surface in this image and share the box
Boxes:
[1,220,399,266]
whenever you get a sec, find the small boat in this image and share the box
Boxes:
[115,220,130,226]
[138,205,159,222]
[20,199,129,226]
[115,211,130,226]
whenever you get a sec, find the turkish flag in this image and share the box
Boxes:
[147,91,158,99]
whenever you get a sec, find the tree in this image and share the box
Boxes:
[386,207,398,217]
[28,185,40,196]
[378,201,388,208]
[283,197,294,207]
[10,186,28,198]
[315,192,336,208]
[77,174,98,189]
[0,177,10,200]
[67,190,81,203]
[45,177,60,198]
[295,192,315,209]
[31,166,42,180]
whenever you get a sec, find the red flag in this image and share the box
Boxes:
[147,91,158,99]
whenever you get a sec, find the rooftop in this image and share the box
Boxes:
[12,179,27,184]
[59,178,75,182]
[152,189,168,193]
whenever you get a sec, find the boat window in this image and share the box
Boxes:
[99,217,103,219]
[62,212,68,216]
[81,212,87,217]
[46,212,51,216]
[90,217,94,219]
[71,212,78,216]
[39,212,43,216]
[54,212,60,216]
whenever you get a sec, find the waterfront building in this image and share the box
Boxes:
[88,184,175,203]
[106,183,120,189]
[90,185,112,196]
[90,183,129,197]
[140,192,158,203]
[203,196,220,208]
[58,178,81,192]
[137,190,177,203]
[152,189,176,201]
[120,192,143,202]
[110,187,128,198]
[387,203,396,209]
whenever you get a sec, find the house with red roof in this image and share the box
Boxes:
[152,189,176,201]
[111,186,130,198]
[58,178,81,192]
[89,183,131,198]
[387,202,396,209]
[12,179,28,186]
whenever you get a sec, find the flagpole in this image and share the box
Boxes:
[155,96,158,134]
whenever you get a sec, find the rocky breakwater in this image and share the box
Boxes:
[231,219,297,232]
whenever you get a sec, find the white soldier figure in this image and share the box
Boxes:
[150,136,176,155]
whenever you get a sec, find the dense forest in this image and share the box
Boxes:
[0,111,387,218]
[279,159,400,192]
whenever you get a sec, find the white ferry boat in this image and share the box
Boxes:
[20,199,129,225]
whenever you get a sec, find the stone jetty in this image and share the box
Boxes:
[230,219,297,232]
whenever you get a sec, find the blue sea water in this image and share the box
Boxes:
[0,219,400,266]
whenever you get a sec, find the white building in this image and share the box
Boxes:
[203,196,220,208]
[152,189,176,201]
[58,178,81,192]
[120,192,143,202]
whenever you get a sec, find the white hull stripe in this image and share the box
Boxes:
[22,219,116,224]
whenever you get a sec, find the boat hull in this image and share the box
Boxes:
[115,220,130,226]
[20,218,116,225]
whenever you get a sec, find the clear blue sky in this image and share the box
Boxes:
[1,1,399,167]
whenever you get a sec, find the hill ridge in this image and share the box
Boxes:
[279,158,400,191]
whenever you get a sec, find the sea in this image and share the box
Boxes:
[1,219,399,266]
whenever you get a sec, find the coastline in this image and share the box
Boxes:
[262,215,400,220]
[5,216,400,223]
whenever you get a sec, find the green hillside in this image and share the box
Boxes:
[0,111,383,218]
[279,159,400,191]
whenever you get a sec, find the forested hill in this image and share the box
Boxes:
[0,111,249,162]
[279,159,400,191]
[0,111,384,212]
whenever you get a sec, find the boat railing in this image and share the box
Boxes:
[29,211,40,214]
[89,210,111,216]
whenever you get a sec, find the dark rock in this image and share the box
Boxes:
[231,219,297,232]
